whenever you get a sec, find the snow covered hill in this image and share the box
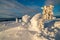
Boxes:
[0,14,60,40]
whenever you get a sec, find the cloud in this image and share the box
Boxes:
[0,0,36,18]
[45,0,60,5]
[27,5,42,12]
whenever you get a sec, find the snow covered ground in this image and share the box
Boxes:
[0,14,60,40]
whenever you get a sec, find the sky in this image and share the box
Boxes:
[0,0,60,18]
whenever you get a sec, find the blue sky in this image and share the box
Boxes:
[0,0,60,18]
[17,0,60,15]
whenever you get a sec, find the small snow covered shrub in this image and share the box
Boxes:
[22,15,30,23]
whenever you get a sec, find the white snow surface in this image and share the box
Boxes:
[0,14,60,40]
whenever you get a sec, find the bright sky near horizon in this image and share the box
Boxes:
[0,0,60,18]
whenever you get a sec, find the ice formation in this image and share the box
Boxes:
[42,5,54,20]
